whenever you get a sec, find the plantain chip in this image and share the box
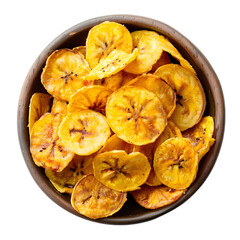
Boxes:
[72,46,86,57]
[93,150,151,191]
[51,98,68,114]
[106,86,167,145]
[124,30,163,74]
[28,92,51,134]
[126,74,176,118]
[41,49,91,101]
[154,64,206,131]
[71,174,127,219]
[45,154,93,194]
[131,184,186,209]
[86,21,133,69]
[67,85,112,115]
[121,71,139,86]
[154,138,198,189]
[183,116,215,161]
[58,110,111,156]
[30,113,74,172]
[85,48,138,81]
[150,51,171,73]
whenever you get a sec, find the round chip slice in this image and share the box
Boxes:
[106,86,167,145]
[86,21,133,69]
[72,46,86,57]
[67,85,112,115]
[124,30,163,74]
[71,174,127,219]
[93,150,151,191]
[154,64,206,131]
[30,113,74,172]
[41,49,91,101]
[154,138,198,189]
[131,185,186,209]
[51,98,68,114]
[58,110,111,155]
[126,74,176,118]
[150,51,171,73]
[28,92,51,134]
[45,154,93,194]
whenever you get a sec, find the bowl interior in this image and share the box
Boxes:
[18,15,225,224]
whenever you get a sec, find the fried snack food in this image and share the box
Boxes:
[72,46,86,57]
[131,185,186,209]
[28,92,51,133]
[41,49,91,101]
[58,110,111,155]
[154,138,198,189]
[150,51,171,73]
[93,150,151,191]
[86,21,133,69]
[154,64,206,131]
[71,174,127,219]
[106,86,167,145]
[67,85,112,115]
[30,113,74,172]
[51,98,68,114]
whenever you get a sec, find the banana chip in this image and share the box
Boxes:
[124,30,163,74]
[45,154,93,194]
[72,46,86,57]
[121,72,139,86]
[86,21,133,69]
[58,110,111,155]
[93,150,151,191]
[150,51,171,73]
[67,85,112,115]
[131,185,186,209]
[154,138,198,189]
[85,48,138,81]
[71,174,127,219]
[28,93,51,133]
[183,116,215,161]
[41,49,91,101]
[30,113,74,172]
[126,74,176,118]
[106,86,167,145]
[51,98,68,114]
[154,64,206,131]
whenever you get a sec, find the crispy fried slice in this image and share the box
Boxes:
[45,154,93,194]
[67,85,112,115]
[150,51,171,73]
[30,113,74,172]
[85,48,138,81]
[154,64,206,131]
[106,86,167,145]
[72,46,86,57]
[71,174,127,219]
[28,93,51,134]
[183,116,215,161]
[41,49,91,101]
[124,30,163,74]
[154,138,198,189]
[121,72,139,86]
[58,110,111,155]
[93,150,151,191]
[51,98,68,114]
[126,74,176,118]
[86,21,133,69]
[131,185,186,209]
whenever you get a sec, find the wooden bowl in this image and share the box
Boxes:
[17,15,225,224]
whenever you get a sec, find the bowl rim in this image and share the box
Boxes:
[17,14,225,225]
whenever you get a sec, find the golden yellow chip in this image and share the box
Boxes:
[51,98,68,114]
[67,85,112,115]
[72,46,86,57]
[126,74,176,118]
[183,116,215,161]
[86,21,133,69]
[85,48,138,81]
[30,113,74,172]
[93,150,151,191]
[45,154,93,194]
[71,174,127,219]
[150,51,171,73]
[154,64,206,131]
[41,49,91,101]
[124,30,163,74]
[28,92,51,134]
[58,110,111,155]
[121,72,139,86]
[131,185,186,209]
[106,86,167,145]
[154,138,198,189]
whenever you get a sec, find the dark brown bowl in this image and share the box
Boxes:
[17,15,225,224]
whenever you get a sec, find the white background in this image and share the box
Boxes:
[1,0,239,239]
